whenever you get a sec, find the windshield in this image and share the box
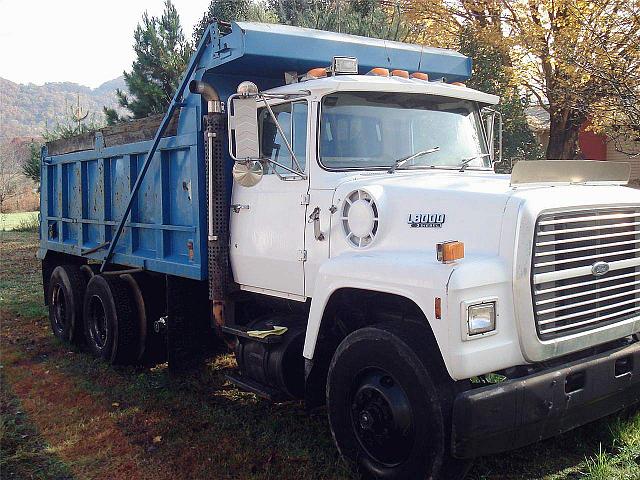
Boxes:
[319,92,490,171]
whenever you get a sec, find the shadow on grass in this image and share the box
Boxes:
[0,375,75,480]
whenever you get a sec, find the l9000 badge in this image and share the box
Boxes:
[408,213,446,228]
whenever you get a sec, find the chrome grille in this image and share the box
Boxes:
[532,207,640,339]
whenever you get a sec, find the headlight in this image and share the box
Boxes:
[467,302,496,336]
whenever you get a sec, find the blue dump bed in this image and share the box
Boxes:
[39,22,472,280]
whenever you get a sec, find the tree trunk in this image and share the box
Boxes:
[546,107,584,159]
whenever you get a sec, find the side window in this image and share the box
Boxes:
[258,101,308,175]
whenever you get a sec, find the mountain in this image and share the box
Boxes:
[0,76,128,141]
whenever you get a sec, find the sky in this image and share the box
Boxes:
[0,0,211,88]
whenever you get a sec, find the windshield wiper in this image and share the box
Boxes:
[387,147,440,174]
[458,153,491,172]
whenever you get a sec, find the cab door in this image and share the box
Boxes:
[229,101,309,298]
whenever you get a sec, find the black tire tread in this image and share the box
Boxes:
[102,275,139,365]
[48,264,87,344]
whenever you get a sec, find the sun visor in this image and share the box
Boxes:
[511,160,630,186]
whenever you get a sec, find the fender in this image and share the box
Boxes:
[305,252,528,380]
[304,251,454,365]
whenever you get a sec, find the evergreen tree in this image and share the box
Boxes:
[193,0,277,44]
[107,0,193,121]
[23,142,41,184]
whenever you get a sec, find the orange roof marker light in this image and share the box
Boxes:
[450,81,466,87]
[306,67,328,79]
[367,67,390,77]
[410,72,429,81]
[391,69,409,78]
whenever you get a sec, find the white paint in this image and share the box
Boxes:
[227,75,640,380]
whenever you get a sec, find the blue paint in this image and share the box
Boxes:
[39,21,472,280]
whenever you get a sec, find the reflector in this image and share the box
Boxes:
[367,67,390,77]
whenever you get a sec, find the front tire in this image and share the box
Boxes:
[327,322,468,480]
[83,274,140,365]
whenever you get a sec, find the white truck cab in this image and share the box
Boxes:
[41,23,640,479]
[223,65,640,477]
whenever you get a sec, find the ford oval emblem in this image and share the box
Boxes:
[591,261,610,277]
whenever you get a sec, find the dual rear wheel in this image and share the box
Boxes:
[47,264,153,365]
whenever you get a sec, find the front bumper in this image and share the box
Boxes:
[451,340,640,459]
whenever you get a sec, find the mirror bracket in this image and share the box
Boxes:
[228,90,308,183]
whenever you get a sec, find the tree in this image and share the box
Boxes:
[193,0,277,44]
[0,147,21,213]
[400,1,542,165]
[403,0,640,159]
[458,26,543,169]
[23,142,41,184]
[567,1,640,156]
[108,0,193,121]
[270,0,412,40]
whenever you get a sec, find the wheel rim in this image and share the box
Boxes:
[88,295,108,349]
[51,284,67,333]
[349,368,415,467]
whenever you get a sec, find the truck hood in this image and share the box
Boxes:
[330,170,515,257]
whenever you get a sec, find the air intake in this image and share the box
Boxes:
[341,190,379,248]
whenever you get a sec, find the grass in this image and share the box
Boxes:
[0,211,39,232]
[0,230,638,479]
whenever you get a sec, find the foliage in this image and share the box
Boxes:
[194,0,413,43]
[193,0,277,43]
[270,0,412,40]
[22,143,41,184]
[42,105,103,142]
[402,0,640,159]
[0,149,21,213]
[458,26,543,170]
[0,76,124,141]
[114,0,193,120]
[569,1,640,156]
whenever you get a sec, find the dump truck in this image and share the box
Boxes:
[38,21,640,479]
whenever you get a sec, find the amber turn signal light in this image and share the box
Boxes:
[306,67,328,79]
[391,69,409,78]
[437,241,464,263]
[367,67,390,77]
[410,72,429,81]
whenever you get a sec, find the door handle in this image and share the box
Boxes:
[231,204,250,213]
[308,206,325,241]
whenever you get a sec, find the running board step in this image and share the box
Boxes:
[221,324,284,344]
[224,372,288,402]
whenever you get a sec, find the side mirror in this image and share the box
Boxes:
[228,86,262,186]
[481,107,503,165]
[232,159,263,187]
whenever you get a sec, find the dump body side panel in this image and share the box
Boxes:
[39,131,206,280]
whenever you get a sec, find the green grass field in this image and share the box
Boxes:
[1,231,638,480]
[0,211,39,231]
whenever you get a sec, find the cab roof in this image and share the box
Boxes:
[266,75,500,105]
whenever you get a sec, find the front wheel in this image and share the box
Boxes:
[326,322,469,480]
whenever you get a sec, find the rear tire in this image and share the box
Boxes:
[47,265,86,344]
[83,274,140,365]
[326,321,470,480]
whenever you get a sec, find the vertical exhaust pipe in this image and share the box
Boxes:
[189,80,232,346]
